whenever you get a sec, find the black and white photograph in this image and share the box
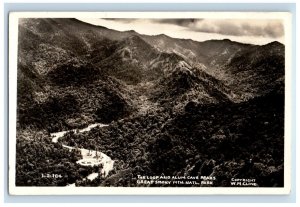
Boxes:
[9,12,292,195]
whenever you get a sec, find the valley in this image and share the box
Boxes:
[15,18,285,187]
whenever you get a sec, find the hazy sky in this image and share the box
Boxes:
[77,18,284,45]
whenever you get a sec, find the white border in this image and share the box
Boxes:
[9,11,292,195]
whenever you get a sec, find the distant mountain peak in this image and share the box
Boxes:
[265,41,284,47]
[125,29,138,34]
[203,38,235,44]
[156,33,170,38]
[73,18,109,29]
[223,38,232,42]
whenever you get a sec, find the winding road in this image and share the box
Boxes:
[50,123,114,186]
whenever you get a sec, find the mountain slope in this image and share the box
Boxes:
[17,18,285,130]
[16,17,285,188]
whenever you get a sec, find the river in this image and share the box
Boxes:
[50,123,114,186]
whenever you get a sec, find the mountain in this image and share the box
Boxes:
[17,17,285,130]
[142,33,284,101]
[225,41,285,99]
[18,18,284,95]
[17,18,139,132]
[16,18,285,187]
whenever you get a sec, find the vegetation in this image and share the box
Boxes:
[59,91,284,187]
[15,18,285,187]
[16,129,99,186]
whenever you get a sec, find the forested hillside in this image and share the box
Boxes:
[16,18,285,187]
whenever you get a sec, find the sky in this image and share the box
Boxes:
[77,18,284,45]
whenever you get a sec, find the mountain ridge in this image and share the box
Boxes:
[17,18,285,128]
[16,17,285,188]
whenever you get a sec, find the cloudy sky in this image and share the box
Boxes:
[77,18,284,45]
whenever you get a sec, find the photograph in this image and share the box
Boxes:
[9,12,291,195]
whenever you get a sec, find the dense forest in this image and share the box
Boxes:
[16,129,100,186]
[15,18,285,187]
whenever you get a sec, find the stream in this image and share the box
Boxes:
[50,123,114,186]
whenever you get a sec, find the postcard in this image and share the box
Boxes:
[9,11,292,195]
